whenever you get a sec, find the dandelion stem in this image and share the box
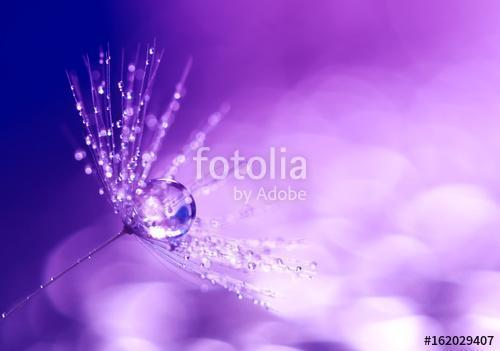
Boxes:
[1,230,127,320]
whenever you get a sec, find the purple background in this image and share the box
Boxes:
[3,1,500,350]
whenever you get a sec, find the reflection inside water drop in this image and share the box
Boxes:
[129,178,196,239]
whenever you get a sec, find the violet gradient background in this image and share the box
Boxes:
[3,1,500,350]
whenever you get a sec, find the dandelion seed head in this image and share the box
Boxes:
[65,44,315,306]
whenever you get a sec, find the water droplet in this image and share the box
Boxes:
[195,132,206,142]
[1,313,6,318]
[131,179,196,239]
[98,188,104,195]
[124,107,133,117]
[84,165,93,175]
[74,149,87,161]
[128,64,136,72]
[174,154,186,165]
[208,113,222,126]
[201,257,211,268]
[247,262,256,271]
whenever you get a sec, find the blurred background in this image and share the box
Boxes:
[3,0,500,350]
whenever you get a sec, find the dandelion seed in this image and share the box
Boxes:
[1,44,316,320]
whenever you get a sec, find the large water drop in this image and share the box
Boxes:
[129,179,196,239]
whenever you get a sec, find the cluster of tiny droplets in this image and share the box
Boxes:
[66,44,316,308]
